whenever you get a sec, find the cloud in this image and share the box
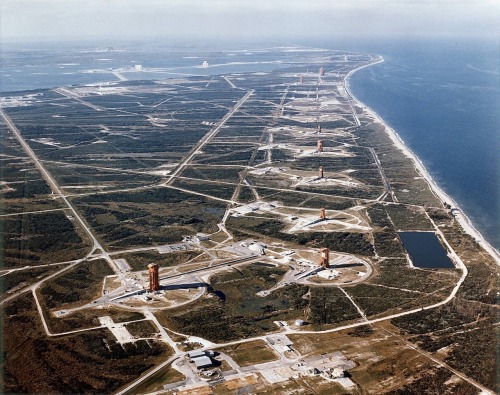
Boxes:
[1,0,497,42]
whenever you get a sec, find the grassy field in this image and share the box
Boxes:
[217,340,279,367]
[39,259,113,309]
[2,211,91,267]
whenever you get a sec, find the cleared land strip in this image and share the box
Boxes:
[0,259,80,274]
[0,208,67,217]
[231,86,289,202]
[338,286,368,321]
[0,108,120,274]
[164,89,254,184]
[115,356,180,395]
[0,260,82,306]
[368,147,393,200]
[381,327,495,395]
[53,87,107,111]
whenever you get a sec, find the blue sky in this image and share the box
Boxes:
[1,0,498,42]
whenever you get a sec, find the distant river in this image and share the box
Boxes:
[344,38,499,250]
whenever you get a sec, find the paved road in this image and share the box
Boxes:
[0,208,67,217]
[53,87,106,111]
[164,90,254,184]
[382,327,495,395]
[115,355,180,395]
[1,108,122,278]
[0,260,82,307]
[368,147,393,200]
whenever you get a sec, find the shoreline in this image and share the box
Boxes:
[345,57,500,265]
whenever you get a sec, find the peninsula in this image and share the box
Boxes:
[1,46,498,395]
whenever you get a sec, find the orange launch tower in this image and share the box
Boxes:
[148,263,160,291]
[319,166,324,178]
[320,208,326,221]
[319,248,329,268]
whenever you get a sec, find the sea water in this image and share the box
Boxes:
[345,38,499,250]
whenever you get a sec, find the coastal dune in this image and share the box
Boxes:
[346,58,500,265]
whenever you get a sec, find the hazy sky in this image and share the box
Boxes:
[1,0,498,42]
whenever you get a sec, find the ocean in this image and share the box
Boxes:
[343,38,499,250]
[1,38,498,249]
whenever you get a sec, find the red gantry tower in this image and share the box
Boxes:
[319,248,330,268]
[148,263,160,291]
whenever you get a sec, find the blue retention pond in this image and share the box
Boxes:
[398,232,455,269]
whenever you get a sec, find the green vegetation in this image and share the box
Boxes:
[1,266,60,295]
[367,204,394,230]
[1,198,65,215]
[156,265,308,342]
[373,232,405,257]
[217,340,279,367]
[39,259,113,309]
[2,295,171,395]
[372,266,458,293]
[308,287,361,325]
[253,189,355,210]
[392,300,499,391]
[74,188,226,250]
[2,211,90,267]
[227,215,373,255]
[2,53,498,395]
[347,284,418,316]
[171,179,236,200]
[3,179,52,199]
[113,250,202,271]
[385,368,479,395]
[392,300,494,335]
[457,262,498,303]
[132,365,185,394]
[125,320,159,337]
[180,166,242,183]
[385,205,434,231]
[236,185,256,203]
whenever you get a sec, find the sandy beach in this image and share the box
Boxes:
[346,58,500,265]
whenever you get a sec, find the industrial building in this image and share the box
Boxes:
[188,350,216,370]
[193,356,214,369]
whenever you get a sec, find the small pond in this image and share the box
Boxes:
[398,231,455,269]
